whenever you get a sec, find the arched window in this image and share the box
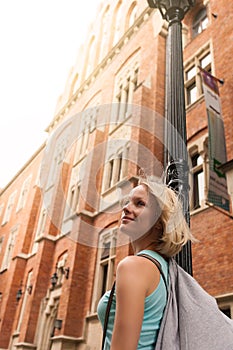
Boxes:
[192,7,208,37]
[91,228,117,311]
[103,144,129,192]
[99,5,110,62]
[191,152,205,209]
[85,36,96,79]
[189,137,209,211]
[113,1,123,46]
[126,2,138,30]
[70,73,79,97]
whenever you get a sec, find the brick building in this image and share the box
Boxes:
[0,0,233,349]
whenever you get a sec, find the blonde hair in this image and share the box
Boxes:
[139,175,195,258]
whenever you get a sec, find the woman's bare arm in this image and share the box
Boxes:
[110,256,159,350]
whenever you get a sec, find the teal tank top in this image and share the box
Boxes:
[97,250,168,350]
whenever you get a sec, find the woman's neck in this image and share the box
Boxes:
[131,226,163,254]
[131,240,157,255]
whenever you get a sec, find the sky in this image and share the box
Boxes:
[0,0,101,188]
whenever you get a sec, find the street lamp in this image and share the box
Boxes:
[147,0,195,274]
[148,0,195,21]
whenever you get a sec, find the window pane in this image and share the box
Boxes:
[186,66,196,80]
[192,8,208,37]
[201,53,211,69]
[187,84,197,104]
[192,153,199,167]
[197,171,205,204]
[202,17,208,31]
[193,170,204,209]
[101,264,108,296]
[129,5,137,27]
[191,153,204,209]
[101,241,110,260]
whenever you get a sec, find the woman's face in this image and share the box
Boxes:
[119,184,161,240]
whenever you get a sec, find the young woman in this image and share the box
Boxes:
[97,176,194,350]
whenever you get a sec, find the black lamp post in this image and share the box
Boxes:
[147,0,195,274]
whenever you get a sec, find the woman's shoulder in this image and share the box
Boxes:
[117,254,161,281]
[118,254,153,269]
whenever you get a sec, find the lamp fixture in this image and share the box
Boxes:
[16,283,33,302]
[50,272,58,290]
[147,0,195,22]
[54,319,63,330]
[50,265,70,289]
[16,288,23,302]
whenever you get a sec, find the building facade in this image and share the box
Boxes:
[0,0,233,349]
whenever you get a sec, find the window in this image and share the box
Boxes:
[193,8,208,38]
[99,231,116,294]
[75,108,97,161]
[64,182,81,218]
[17,271,33,331]
[190,153,205,209]
[113,1,123,46]
[85,36,96,79]
[99,6,110,63]
[1,226,18,271]
[217,296,233,320]
[184,47,212,106]
[36,208,47,236]
[114,68,139,122]
[16,175,32,211]
[46,125,71,189]
[70,73,79,97]
[31,207,47,253]
[189,137,208,211]
[92,229,117,311]
[2,191,17,225]
[103,146,129,192]
[220,307,231,319]
[128,3,138,28]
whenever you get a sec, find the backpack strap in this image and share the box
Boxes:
[102,281,115,350]
[137,253,168,295]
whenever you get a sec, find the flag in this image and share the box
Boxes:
[200,67,230,211]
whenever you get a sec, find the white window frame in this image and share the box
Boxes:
[16,175,32,212]
[74,108,97,162]
[17,270,33,331]
[1,225,18,271]
[64,181,81,219]
[128,3,138,28]
[91,228,117,312]
[192,7,209,38]
[1,191,17,225]
[102,144,129,192]
[31,207,47,253]
[184,44,212,107]
[189,136,209,212]
[114,67,139,123]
